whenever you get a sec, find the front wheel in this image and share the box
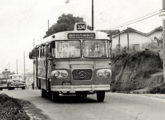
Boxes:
[51,92,59,102]
[8,88,14,90]
[96,91,105,102]
[41,89,47,98]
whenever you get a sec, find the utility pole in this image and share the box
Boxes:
[92,0,94,30]
[118,34,121,53]
[48,19,50,31]
[33,39,35,89]
[8,62,10,71]
[127,31,130,52]
[16,59,18,74]
[162,0,165,82]
[23,52,25,81]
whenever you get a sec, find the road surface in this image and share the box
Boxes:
[0,89,165,120]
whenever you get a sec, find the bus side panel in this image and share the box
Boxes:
[35,58,40,89]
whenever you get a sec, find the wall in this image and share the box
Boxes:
[112,32,150,54]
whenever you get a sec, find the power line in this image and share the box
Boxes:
[112,9,164,29]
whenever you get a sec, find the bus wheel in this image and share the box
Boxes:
[22,87,25,90]
[96,91,105,102]
[52,92,59,102]
[8,88,14,90]
[41,89,47,98]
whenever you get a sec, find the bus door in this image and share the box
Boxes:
[34,48,40,89]
[45,44,52,92]
[37,45,48,90]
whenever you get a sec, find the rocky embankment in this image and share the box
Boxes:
[111,50,165,93]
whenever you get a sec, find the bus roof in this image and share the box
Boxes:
[35,30,109,47]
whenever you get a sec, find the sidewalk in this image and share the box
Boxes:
[142,94,165,102]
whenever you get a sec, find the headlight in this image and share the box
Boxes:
[51,70,68,79]
[97,69,112,78]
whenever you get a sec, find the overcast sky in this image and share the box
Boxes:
[0,0,162,73]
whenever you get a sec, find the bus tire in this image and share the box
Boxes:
[41,89,47,98]
[96,91,105,102]
[8,88,14,90]
[52,92,59,102]
[22,87,25,90]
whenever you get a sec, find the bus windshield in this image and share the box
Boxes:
[83,40,107,58]
[55,40,81,58]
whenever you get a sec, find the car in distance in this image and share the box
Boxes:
[7,74,25,90]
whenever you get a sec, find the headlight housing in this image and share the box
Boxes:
[51,70,68,79]
[97,69,112,78]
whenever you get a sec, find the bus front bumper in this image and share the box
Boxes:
[51,84,110,93]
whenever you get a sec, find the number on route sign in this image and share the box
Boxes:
[76,23,86,31]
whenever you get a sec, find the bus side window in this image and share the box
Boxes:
[50,41,55,57]
[44,46,47,57]
[40,46,45,57]
[39,47,42,58]
[108,40,112,57]
[43,46,45,57]
[36,48,39,57]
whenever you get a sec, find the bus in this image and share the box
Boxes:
[29,23,112,102]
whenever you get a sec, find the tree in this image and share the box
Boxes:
[44,14,90,38]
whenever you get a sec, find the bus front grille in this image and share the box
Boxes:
[72,69,92,80]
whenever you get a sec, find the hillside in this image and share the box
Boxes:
[111,50,164,92]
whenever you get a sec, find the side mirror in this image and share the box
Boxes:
[29,51,34,59]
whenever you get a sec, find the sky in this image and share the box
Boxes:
[0,0,162,73]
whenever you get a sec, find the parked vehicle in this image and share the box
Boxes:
[7,74,25,90]
[0,79,8,90]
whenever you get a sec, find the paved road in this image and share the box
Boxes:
[0,89,165,120]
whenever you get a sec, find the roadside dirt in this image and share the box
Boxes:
[0,93,50,120]
[23,102,50,120]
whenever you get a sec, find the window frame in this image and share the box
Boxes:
[82,39,109,58]
[53,40,82,59]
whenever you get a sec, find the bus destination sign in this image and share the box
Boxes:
[67,33,96,39]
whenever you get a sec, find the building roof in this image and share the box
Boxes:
[112,27,147,38]
[111,26,163,38]
[147,26,163,36]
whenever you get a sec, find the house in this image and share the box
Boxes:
[147,26,163,47]
[111,27,163,54]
